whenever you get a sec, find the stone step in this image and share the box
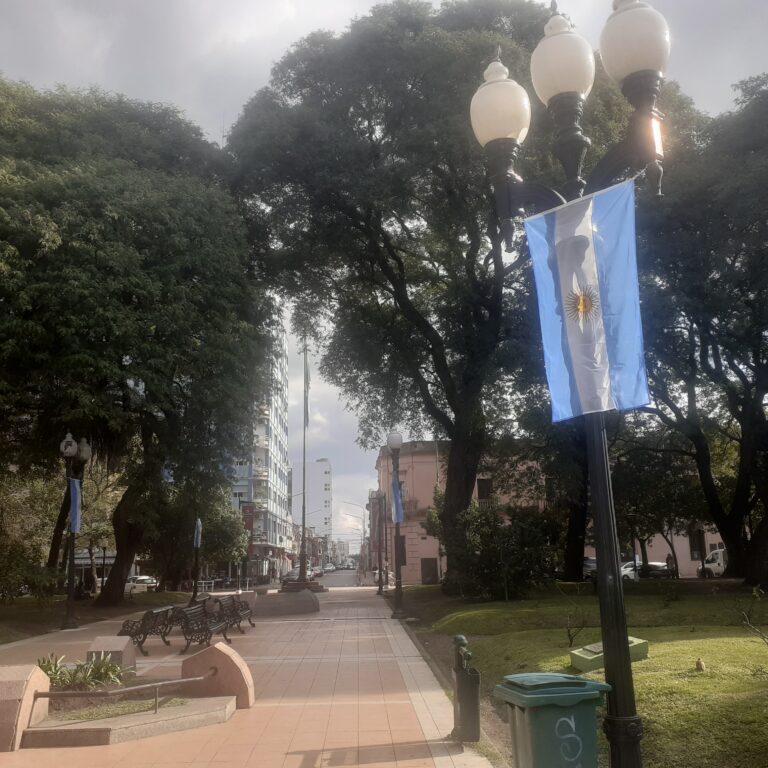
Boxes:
[21,695,235,748]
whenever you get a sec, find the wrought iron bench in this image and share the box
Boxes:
[215,594,255,634]
[174,602,230,654]
[117,606,173,656]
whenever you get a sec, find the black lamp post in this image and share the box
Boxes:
[101,546,107,592]
[470,3,670,767]
[59,433,91,630]
[377,493,385,596]
[387,431,405,619]
[191,517,202,602]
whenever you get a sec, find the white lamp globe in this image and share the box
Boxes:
[530,14,595,106]
[470,58,531,147]
[599,0,670,86]
[387,431,403,451]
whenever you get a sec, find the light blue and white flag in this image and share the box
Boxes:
[524,179,649,423]
[69,478,82,533]
[391,476,404,524]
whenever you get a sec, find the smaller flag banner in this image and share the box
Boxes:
[194,518,203,549]
[391,476,404,524]
[69,478,81,533]
[524,179,650,423]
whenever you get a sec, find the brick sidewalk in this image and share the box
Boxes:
[0,586,493,768]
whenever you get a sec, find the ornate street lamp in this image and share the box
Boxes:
[471,3,670,767]
[387,430,405,619]
[191,517,203,602]
[59,433,91,630]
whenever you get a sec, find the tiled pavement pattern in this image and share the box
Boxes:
[0,587,493,768]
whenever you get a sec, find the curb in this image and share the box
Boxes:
[398,618,512,768]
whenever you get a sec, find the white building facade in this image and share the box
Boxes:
[231,318,292,583]
[291,458,333,550]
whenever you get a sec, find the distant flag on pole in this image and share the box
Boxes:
[194,518,203,549]
[391,476,404,524]
[303,339,310,428]
[524,179,650,423]
[69,478,82,533]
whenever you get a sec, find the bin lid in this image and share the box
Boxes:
[493,673,611,708]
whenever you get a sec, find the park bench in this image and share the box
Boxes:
[174,602,230,654]
[215,594,255,634]
[117,606,173,656]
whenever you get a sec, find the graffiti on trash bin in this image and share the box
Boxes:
[555,715,584,765]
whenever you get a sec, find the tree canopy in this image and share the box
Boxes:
[0,78,270,603]
[227,0,638,586]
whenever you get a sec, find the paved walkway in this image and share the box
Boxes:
[0,586,493,768]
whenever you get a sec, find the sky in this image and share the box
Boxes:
[1,0,765,550]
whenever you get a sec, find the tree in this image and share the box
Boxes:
[228,0,633,584]
[149,484,247,591]
[611,420,707,574]
[0,80,272,604]
[638,76,768,584]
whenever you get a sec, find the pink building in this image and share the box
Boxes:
[373,440,500,585]
[373,440,726,584]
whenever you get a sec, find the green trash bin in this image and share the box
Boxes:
[493,672,610,768]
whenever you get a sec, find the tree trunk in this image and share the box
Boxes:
[88,538,98,595]
[743,516,768,587]
[562,463,589,581]
[440,423,485,593]
[660,530,679,578]
[638,538,649,568]
[46,487,70,571]
[94,483,145,606]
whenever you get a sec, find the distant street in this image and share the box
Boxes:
[318,568,358,588]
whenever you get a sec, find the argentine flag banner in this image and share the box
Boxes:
[524,179,650,423]
[391,476,404,524]
[69,478,82,533]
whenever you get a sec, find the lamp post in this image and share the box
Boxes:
[59,433,91,630]
[387,431,405,619]
[101,546,107,592]
[191,517,202,602]
[377,494,385,595]
[470,3,670,767]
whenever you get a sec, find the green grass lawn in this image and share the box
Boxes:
[0,591,189,645]
[403,582,768,768]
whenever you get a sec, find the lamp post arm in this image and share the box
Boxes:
[509,181,567,215]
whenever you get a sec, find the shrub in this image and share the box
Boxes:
[37,653,123,689]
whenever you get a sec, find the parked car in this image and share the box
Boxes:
[281,568,301,584]
[697,548,727,578]
[620,562,640,582]
[312,566,324,578]
[127,575,158,589]
[323,563,336,572]
[639,562,672,579]
[583,557,598,581]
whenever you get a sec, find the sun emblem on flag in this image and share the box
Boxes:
[566,285,600,322]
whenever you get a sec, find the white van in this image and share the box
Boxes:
[697,548,727,578]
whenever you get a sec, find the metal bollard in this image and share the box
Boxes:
[450,634,481,742]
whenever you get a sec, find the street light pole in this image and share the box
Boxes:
[469,3,670,765]
[387,431,405,619]
[59,433,90,630]
[299,339,309,582]
[191,517,202,602]
[377,494,385,595]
